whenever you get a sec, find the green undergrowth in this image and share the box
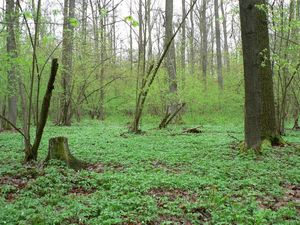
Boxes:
[0,121,299,224]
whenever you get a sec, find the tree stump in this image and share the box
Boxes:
[45,137,87,170]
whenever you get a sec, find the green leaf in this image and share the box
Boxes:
[23,11,33,19]
[69,18,79,27]
[100,8,108,17]
[125,15,139,27]
[132,20,139,28]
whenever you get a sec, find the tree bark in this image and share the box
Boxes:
[165,0,178,114]
[6,0,18,129]
[200,0,208,88]
[220,0,230,71]
[239,0,262,149]
[239,0,281,150]
[181,0,186,74]
[45,137,86,170]
[60,0,75,126]
[214,0,223,90]
[25,59,59,162]
[189,0,195,75]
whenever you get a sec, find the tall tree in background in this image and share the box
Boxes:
[59,0,75,126]
[165,0,178,113]
[214,0,223,90]
[189,0,195,75]
[181,0,186,75]
[220,0,230,70]
[239,0,281,150]
[200,0,208,88]
[6,0,18,129]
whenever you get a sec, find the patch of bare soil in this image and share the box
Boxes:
[69,186,96,196]
[258,184,300,213]
[148,187,197,202]
[0,169,40,202]
[148,187,211,224]
[86,162,126,173]
[0,176,27,201]
[86,163,105,173]
[64,217,86,225]
[150,160,182,174]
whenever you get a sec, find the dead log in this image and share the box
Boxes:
[45,137,87,170]
[182,126,203,134]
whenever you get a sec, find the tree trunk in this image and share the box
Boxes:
[60,0,75,126]
[25,59,59,162]
[258,1,278,142]
[0,100,3,131]
[165,0,178,114]
[239,0,281,150]
[181,0,186,74]
[147,0,153,62]
[98,3,106,121]
[210,8,215,76]
[6,0,18,129]
[45,137,87,170]
[189,0,195,75]
[220,0,230,71]
[200,0,208,88]
[214,0,223,90]
[239,0,262,150]
[129,0,133,72]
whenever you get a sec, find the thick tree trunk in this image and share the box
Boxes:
[6,0,18,129]
[214,0,223,90]
[257,2,278,142]
[239,0,281,150]
[45,137,86,170]
[239,0,262,149]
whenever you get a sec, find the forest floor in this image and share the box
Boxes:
[0,121,299,224]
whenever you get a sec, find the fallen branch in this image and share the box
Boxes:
[182,126,203,134]
[159,103,186,129]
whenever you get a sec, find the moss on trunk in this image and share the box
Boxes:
[45,137,87,170]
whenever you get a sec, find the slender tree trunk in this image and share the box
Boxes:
[98,3,106,121]
[147,0,153,62]
[189,0,195,75]
[220,0,230,71]
[6,0,18,129]
[129,0,133,72]
[214,0,223,90]
[181,0,186,74]
[210,9,215,76]
[165,0,178,113]
[200,0,208,88]
[60,0,75,126]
